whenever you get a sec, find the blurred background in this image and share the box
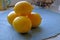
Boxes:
[0,0,60,13]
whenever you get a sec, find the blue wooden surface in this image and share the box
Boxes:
[0,7,60,40]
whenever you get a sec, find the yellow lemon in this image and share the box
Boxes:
[28,12,42,28]
[14,1,34,16]
[13,16,32,33]
[7,11,18,25]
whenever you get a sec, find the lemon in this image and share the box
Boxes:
[14,1,34,16]
[7,11,18,25]
[28,12,42,28]
[13,16,32,33]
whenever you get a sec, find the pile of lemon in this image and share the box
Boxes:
[7,1,42,33]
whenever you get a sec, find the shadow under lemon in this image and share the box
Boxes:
[18,26,42,40]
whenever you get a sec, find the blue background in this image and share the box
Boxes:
[0,6,60,40]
